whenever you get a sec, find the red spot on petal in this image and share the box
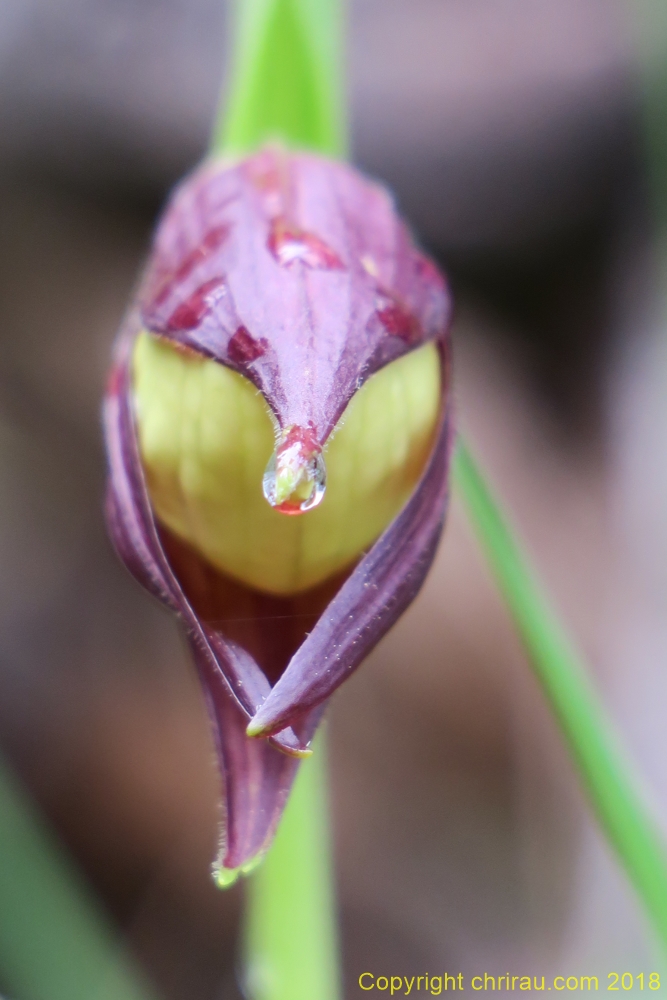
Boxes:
[376,296,421,344]
[166,277,226,331]
[228,326,268,364]
[153,225,230,308]
[268,218,344,270]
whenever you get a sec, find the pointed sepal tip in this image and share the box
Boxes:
[213,851,266,890]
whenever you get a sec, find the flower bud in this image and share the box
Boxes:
[104,147,453,877]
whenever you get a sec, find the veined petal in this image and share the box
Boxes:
[139,147,450,441]
[105,329,317,869]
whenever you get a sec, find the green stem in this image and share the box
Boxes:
[244,733,341,1000]
[453,438,667,947]
[0,753,158,1000]
[211,4,344,994]
[212,0,346,158]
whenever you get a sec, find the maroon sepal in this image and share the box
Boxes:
[105,332,321,869]
[103,148,453,872]
[246,401,452,738]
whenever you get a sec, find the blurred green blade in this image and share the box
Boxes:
[0,756,157,1000]
[453,437,667,947]
[214,0,346,158]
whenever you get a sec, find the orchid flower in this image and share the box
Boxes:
[104,145,453,880]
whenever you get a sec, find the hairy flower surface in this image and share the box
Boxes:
[104,147,453,878]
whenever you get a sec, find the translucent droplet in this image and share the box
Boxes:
[263,426,327,515]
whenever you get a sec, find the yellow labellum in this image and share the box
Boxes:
[132,332,441,596]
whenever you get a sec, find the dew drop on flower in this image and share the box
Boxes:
[262,425,327,514]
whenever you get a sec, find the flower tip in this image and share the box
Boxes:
[245,717,270,739]
[212,852,266,890]
[212,865,240,890]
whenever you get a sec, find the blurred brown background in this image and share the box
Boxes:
[1,0,666,996]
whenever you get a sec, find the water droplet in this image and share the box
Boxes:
[263,425,326,514]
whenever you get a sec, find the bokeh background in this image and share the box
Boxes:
[1,0,667,996]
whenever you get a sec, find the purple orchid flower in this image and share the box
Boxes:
[103,147,453,879]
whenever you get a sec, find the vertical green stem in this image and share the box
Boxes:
[453,439,667,948]
[244,735,341,1000]
[212,0,346,158]
[212,2,344,997]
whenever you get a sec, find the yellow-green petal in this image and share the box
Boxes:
[132,332,440,596]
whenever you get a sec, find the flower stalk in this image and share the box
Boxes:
[243,733,341,1000]
[212,3,347,997]
[214,0,346,159]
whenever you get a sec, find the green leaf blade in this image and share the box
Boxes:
[453,437,667,948]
